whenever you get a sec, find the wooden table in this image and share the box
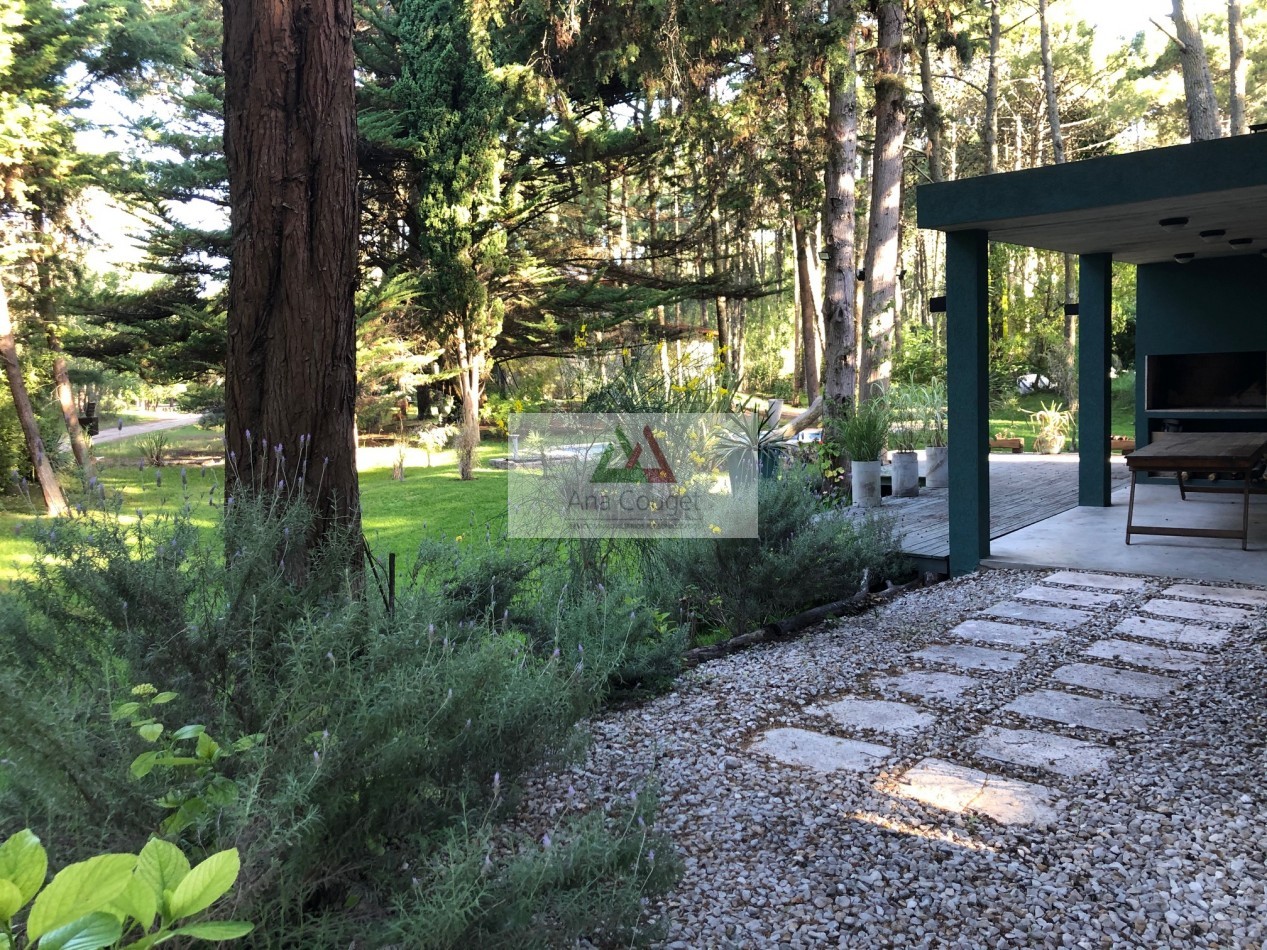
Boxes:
[1125,431,1267,550]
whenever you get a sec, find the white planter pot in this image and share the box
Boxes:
[924,444,949,489]
[891,451,920,498]
[851,460,882,508]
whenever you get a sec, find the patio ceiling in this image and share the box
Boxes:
[917,132,1267,266]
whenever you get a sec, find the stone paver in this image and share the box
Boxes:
[751,728,891,773]
[1018,584,1123,608]
[1161,583,1267,608]
[971,725,1116,777]
[1043,571,1149,592]
[809,698,937,736]
[913,643,1027,673]
[1051,662,1178,700]
[894,757,1059,826]
[982,601,1091,629]
[871,671,978,705]
[1085,638,1212,672]
[1142,598,1255,626]
[1004,688,1149,734]
[1113,615,1230,649]
[948,619,1064,648]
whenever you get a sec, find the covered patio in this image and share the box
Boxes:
[917,132,1267,576]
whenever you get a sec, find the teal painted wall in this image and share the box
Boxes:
[1135,256,1267,456]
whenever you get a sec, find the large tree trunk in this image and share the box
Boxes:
[223,0,360,544]
[1228,0,1247,135]
[1039,0,1078,357]
[984,0,1000,174]
[1171,0,1223,141]
[859,0,906,398]
[455,323,484,481]
[0,272,67,516]
[793,214,821,403]
[915,11,944,183]
[31,209,93,477]
[823,22,858,406]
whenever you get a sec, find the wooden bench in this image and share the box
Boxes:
[1110,435,1135,454]
[989,437,1024,453]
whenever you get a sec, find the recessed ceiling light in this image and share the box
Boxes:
[1229,237,1254,246]
[1160,217,1189,231]
[1199,229,1226,242]
[1174,252,1196,263]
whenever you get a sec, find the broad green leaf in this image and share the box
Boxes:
[130,751,162,779]
[138,723,164,743]
[195,733,220,760]
[203,777,239,807]
[0,828,47,904]
[110,875,157,931]
[151,756,198,769]
[33,911,122,950]
[166,850,239,921]
[170,725,204,741]
[26,854,136,941]
[0,879,22,922]
[168,921,254,940]
[151,692,177,705]
[159,798,208,836]
[111,702,141,721]
[134,840,189,919]
[2,931,11,949]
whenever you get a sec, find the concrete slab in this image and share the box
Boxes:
[1003,688,1149,734]
[1017,584,1124,608]
[982,601,1091,629]
[971,726,1116,777]
[913,643,1028,672]
[1050,662,1178,700]
[1142,598,1256,626]
[984,483,1267,588]
[1044,571,1150,592]
[871,671,978,705]
[1160,583,1267,608]
[1084,638,1211,672]
[894,757,1059,826]
[750,728,891,773]
[808,698,937,736]
[949,619,1065,648]
[1113,616,1230,649]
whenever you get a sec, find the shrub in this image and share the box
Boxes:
[650,468,907,639]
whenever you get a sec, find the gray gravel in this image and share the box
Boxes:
[513,568,1267,948]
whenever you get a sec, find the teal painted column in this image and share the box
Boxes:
[946,230,990,576]
[1078,253,1112,506]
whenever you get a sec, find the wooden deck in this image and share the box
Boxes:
[846,454,1131,571]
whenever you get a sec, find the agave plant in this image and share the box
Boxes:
[716,399,794,480]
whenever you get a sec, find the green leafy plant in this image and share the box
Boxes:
[112,685,263,836]
[714,400,793,480]
[1027,400,1072,453]
[835,398,891,462]
[0,830,252,948]
[134,434,170,468]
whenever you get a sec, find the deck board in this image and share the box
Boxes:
[843,455,1131,562]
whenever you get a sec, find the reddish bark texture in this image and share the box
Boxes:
[223,0,360,535]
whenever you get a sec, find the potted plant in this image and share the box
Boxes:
[1028,400,1072,454]
[919,379,949,489]
[717,399,793,484]
[837,398,890,508]
[885,388,923,498]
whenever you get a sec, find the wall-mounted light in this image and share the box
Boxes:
[1229,237,1254,246]
[818,248,830,262]
[856,268,866,282]
[1159,217,1189,231]
[1174,252,1196,263]
[1199,229,1226,242]
[1063,303,1080,316]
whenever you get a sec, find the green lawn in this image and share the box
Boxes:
[988,373,1135,452]
[0,429,510,584]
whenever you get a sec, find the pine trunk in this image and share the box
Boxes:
[916,13,944,183]
[0,274,67,515]
[456,325,483,481]
[1171,0,1223,141]
[860,0,906,398]
[223,0,360,543]
[984,0,1000,174]
[823,20,858,407]
[794,215,821,403]
[1228,0,1247,135]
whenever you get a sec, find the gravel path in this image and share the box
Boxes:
[515,568,1267,948]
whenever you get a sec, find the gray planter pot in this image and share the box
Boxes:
[891,451,920,498]
[851,460,882,508]
[924,444,949,489]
